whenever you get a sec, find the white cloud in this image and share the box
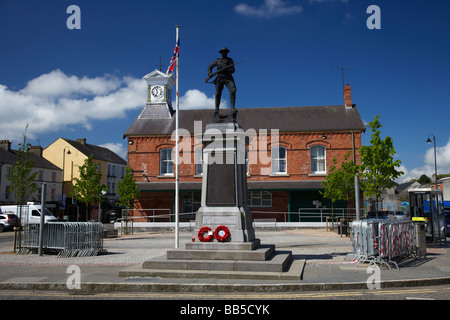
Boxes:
[0,69,226,144]
[0,70,147,142]
[178,89,227,110]
[21,69,120,98]
[235,0,303,18]
[99,142,127,160]
[398,137,450,183]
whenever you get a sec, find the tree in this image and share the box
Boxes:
[359,115,403,214]
[71,155,107,221]
[336,152,360,205]
[321,152,359,220]
[116,167,141,208]
[8,125,38,208]
[320,157,342,218]
[418,174,431,184]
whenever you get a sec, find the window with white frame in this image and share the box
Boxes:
[195,147,203,175]
[247,190,272,207]
[160,148,174,175]
[310,145,326,174]
[271,146,287,174]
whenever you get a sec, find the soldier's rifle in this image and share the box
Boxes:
[205,61,243,84]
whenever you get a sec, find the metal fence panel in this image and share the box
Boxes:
[348,219,420,269]
[19,222,106,257]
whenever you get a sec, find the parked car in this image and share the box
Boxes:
[388,211,407,220]
[0,203,57,225]
[0,213,20,232]
[366,210,407,220]
[366,211,389,219]
[445,208,450,236]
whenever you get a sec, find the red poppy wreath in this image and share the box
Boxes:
[198,226,213,242]
[214,225,230,242]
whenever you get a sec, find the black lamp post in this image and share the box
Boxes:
[426,134,438,189]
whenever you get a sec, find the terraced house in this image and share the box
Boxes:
[43,138,127,221]
[0,140,62,211]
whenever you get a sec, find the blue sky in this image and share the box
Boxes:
[0,0,449,182]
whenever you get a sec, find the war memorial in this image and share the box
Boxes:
[119,47,304,280]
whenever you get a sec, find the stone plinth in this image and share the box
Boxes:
[194,122,255,243]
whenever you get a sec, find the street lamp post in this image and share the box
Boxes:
[426,134,438,189]
[61,147,71,219]
[426,134,442,243]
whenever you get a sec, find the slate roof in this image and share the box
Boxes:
[0,148,61,171]
[63,139,127,165]
[124,105,366,137]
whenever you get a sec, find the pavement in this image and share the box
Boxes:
[0,227,449,294]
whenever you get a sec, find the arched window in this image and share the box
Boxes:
[310,145,326,174]
[271,146,287,174]
[160,148,174,175]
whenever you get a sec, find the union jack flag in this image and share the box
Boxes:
[166,39,180,74]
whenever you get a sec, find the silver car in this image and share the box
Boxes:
[0,214,20,232]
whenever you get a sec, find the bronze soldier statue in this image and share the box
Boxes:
[206,47,237,122]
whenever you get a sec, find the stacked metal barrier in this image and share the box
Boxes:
[346,219,420,269]
[19,222,106,257]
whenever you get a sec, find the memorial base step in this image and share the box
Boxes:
[119,239,303,281]
[119,259,304,281]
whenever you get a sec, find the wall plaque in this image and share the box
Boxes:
[206,163,235,206]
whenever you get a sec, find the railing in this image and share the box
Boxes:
[117,208,364,228]
[119,208,365,223]
[297,208,360,222]
[346,219,420,269]
[121,208,172,222]
[18,222,106,257]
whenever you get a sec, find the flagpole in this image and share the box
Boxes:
[175,25,180,248]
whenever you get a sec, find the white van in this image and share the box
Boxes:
[0,202,58,225]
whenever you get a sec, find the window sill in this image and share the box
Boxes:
[157,174,175,178]
[269,173,289,177]
[308,173,327,177]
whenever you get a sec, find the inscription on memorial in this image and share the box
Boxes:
[206,162,235,206]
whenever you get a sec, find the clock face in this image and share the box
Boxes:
[151,86,164,99]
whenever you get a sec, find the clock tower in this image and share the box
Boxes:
[140,69,175,119]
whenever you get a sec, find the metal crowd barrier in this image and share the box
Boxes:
[346,219,420,269]
[18,222,106,257]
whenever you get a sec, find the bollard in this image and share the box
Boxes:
[38,183,46,256]
[414,221,426,257]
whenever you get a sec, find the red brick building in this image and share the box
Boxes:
[124,70,365,222]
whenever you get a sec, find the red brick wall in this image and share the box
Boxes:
[128,131,361,182]
[127,130,362,215]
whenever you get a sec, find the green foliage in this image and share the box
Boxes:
[116,167,140,208]
[359,115,403,211]
[8,125,38,205]
[418,174,431,184]
[321,152,359,208]
[71,155,107,220]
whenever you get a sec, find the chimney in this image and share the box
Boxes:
[29,146,43,157]
[77,138,87,145]
[344,83,352,107]
[0,140,11,151]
